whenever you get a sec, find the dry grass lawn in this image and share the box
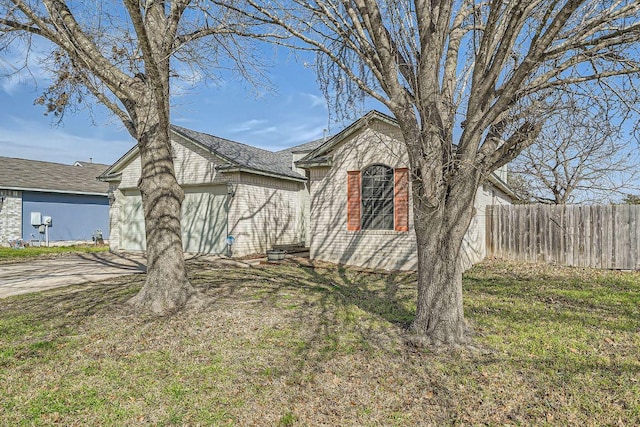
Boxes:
[0,257,639,426]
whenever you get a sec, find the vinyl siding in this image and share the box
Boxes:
[111,135,307,256]
[118,190,146,251]
[308,121,511,271]
[107,184,121,250]
[227,172,306,256]
[117,134,225,189]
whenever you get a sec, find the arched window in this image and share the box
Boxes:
[361,164,394,230]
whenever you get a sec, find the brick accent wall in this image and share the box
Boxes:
[0,190,23,246]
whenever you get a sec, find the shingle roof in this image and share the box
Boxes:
[171,125,306,180]
[277,137,327,154]
[0,156,109,194]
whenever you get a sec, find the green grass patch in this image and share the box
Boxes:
[0,244,108,261]
[0,259,638,425]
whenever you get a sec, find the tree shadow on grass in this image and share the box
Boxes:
[0,274,145,326]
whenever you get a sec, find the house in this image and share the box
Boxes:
[102,111,515,269]
[296,111,515,271]
[0,157,110,245]
[99,126,322,256]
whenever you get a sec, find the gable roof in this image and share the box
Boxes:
[296,110,397,167]
[170,126,305,181]
[0,156,109,195]
[276,137,328,155]
[296,110,520,201]
[100,126,309,183]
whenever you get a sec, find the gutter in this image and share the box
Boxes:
[215,165,308,183]
[487,172,520,201]
[97,172,122,182]
[0,186,108,197]
[294,157,332,169]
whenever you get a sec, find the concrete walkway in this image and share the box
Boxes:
[0,252,147,298]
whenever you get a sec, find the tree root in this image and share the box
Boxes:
[127,284,210,315]
[403,322,493,355]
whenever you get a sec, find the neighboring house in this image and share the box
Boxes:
[99,126,323,256]
[0,157,110,245]
[296,111,515,271]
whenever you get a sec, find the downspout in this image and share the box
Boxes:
[225,179,236,257]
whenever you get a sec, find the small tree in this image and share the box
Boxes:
[623,194,640,205]
[511,96,639,204]
[1,0,262,313]
[226,0,640,345]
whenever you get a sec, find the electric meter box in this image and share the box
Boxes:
[31,212,42,226]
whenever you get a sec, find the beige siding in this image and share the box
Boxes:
[460,183,511,268]
[108,185,122,251]
[494,164,508,182]
[119,190,146,251]
[227,172,305,256]
[108,132,307,257]
[308,125,418,270]
[171,134,222,185]
[308,122,511,271]
[298,181,311,245]
[119,156,143,189]
[117,134,224,189]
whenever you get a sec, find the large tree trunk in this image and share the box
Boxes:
[409,161,480,346]
[127,103,203,314]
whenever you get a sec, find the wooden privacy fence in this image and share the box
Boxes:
[486,204,640,270]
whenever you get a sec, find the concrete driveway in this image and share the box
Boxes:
[0,252,147,298]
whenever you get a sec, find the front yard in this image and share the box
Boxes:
[0,245,109,263]
[0,258,639,425]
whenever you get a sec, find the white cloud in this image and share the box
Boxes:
[301,92,327,109]
[0,116,132,165]
[228,119,268,133]
[172,116,197,124]
[281,124,326,145]
[250,126,279,136]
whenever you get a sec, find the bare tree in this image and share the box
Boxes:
[0,1,262,314]
[223,0,640,345]
[510,96,640,204]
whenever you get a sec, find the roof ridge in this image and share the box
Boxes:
[0,156,109,168]
[170,124,277,155]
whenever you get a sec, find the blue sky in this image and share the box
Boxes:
[0,51,363,167]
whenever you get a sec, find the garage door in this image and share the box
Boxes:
[119,186,228,254]
[181,186,228,254]
[120,190,146,251]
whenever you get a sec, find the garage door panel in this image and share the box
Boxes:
[181,187,227,254]
[120,191,146,251]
